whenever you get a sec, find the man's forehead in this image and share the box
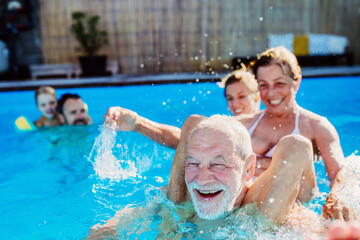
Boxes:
[188,128,233,153]
[64,98,84,110]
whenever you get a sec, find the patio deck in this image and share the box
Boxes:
[1,65,360,92]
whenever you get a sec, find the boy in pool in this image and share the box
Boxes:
[93,115,348,239]
[34,86,63,127]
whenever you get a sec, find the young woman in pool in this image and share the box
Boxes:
[164,46,357,221]
[34,86,63,127]
[105,69,260,149]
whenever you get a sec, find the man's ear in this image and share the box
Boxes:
[245,153,256,182]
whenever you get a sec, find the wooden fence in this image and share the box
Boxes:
[38,0,360,74]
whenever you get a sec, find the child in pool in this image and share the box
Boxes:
[34,86,63,127]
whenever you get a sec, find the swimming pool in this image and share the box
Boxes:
[0,76,359,239]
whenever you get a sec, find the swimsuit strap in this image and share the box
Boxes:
[291,105,301,135]
[248,111,265,136]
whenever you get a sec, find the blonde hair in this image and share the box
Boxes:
[35,86,57,105]
[219,68,258,94]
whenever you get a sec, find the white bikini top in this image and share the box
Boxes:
[248,107,301,158]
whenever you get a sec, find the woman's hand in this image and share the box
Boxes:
[104,106,139,131]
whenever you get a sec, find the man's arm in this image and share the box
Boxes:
[104,107,181,149]
[168,114,206,203]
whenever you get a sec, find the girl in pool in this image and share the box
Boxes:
[161,46,356,221]
[105,69,260,149]
[34,86,63,127]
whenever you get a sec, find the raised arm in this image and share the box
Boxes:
[104,107,181,149]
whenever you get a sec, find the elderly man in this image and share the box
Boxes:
[57,93,93,125]
[181,115,316,223]
[91,114,332,240]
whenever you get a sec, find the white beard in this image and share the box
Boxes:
[187,181,240,220]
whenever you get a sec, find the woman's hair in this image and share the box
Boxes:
[251,46,302,81]
[35,86,57,105]
[219,69,258,96]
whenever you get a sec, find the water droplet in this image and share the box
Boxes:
[162,102,166,105]
[195,78,199,82]
[183,101,187,104]
[259,17,264,21]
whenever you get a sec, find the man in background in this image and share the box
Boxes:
[57,93,93,125]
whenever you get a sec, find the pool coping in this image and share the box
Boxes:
[0,65,360,91]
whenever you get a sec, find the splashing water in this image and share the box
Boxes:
[337,154,360,215]
[88,124,137,181]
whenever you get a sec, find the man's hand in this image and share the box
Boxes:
[104,107,139,131]
[323,194,358,221]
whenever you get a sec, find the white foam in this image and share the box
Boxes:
[88,125,137,181]
[337,154,360,215]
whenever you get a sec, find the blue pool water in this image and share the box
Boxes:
[0,76,359,239]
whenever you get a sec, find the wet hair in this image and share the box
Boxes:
[251,46,302,81]
[188,115,253,162]
[219,69,258,97]
[35,86,57,106]
[57,93,81,114]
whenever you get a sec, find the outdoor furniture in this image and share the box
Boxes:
[232,33,353,69]
[30,60,119,79]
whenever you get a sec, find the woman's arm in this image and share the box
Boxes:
[105,107,181,149]
[313,116,358,221]
[313,116,343,184]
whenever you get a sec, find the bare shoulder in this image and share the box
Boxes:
[299,107,337,138]
[35,116,46,127]
[235,111,263,130]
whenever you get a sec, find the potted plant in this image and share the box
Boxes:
[70,11,108,76]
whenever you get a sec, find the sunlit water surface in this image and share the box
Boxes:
[0,76,359,239]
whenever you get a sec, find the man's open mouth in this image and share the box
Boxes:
[196,189,223,199]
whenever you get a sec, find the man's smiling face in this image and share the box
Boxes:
[185,128,246,220]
